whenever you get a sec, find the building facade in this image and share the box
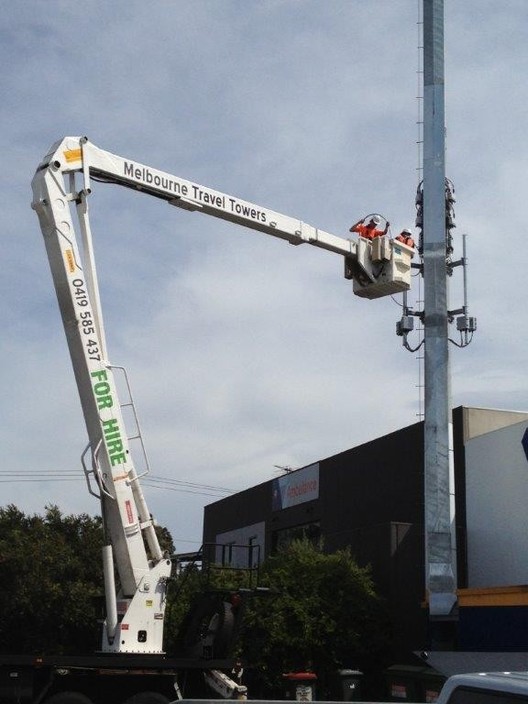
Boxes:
[203,406,528,662]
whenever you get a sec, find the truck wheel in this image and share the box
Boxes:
[122,693,171,704]
[183,597,235,658]
[45,693,94,704]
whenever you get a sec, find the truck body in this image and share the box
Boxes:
[0,653,242,704]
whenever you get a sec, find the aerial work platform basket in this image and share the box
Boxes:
[347,235,414,299]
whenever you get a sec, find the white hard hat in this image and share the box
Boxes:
[371,215,381,225]
[401,228,412,234]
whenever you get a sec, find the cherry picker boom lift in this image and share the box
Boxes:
[19,136,413,703]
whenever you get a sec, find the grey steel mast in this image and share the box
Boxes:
[397,0,476,640]
[422,0,457,620]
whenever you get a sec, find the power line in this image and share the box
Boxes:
[146,475,233,493]
[142,481,231,498]
[0,470,235,497]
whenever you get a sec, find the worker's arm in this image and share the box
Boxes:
[383,221,390,235]
[349,219,363,233]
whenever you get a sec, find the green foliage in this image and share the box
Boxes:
[0,504,104,654]
[239,539,390,695]
[154,524,175,555]
[0,504,182,656]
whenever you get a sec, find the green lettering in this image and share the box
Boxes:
[102,418,119,435]
[93,380,112,409]
[97,395,112,410]
[91,369,108,382]
[107,437,124,455]
[102,418,126,465]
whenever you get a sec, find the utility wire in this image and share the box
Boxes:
[0,470,234,496]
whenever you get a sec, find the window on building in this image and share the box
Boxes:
[220,541,235,567]
[272,522,321,552]
[248,535,260,568]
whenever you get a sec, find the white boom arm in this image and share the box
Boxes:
[31,136,412,656]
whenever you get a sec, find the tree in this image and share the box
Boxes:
[238,539,390,696]
[0,504,104,654]
[0,504,185,656]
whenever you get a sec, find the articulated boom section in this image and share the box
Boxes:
[32,144,171,654]
[31,136,413,657]
[38,136,412,298]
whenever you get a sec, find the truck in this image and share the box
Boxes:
[0,136,414,704]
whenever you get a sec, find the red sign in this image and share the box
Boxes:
[125,499,134,524]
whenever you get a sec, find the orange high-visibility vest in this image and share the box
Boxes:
[396,234,415,248]
[353,223,384,241]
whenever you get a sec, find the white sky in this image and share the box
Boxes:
[1,1,527,553]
